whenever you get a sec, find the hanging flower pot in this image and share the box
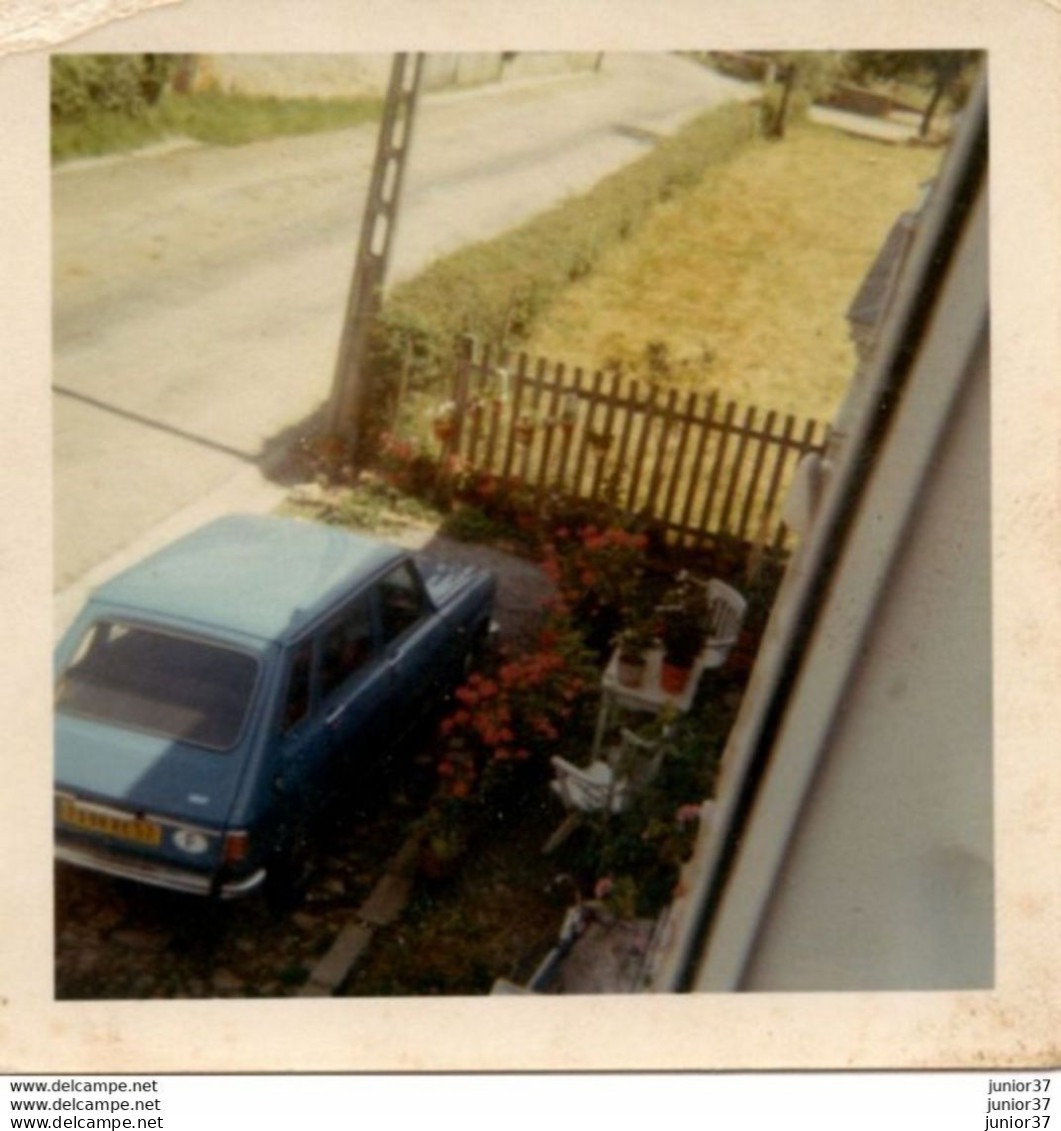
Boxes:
[432,400,459,443]
[515,413,538,444]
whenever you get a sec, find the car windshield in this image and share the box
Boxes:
[55,620,259,751]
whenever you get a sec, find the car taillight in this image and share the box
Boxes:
[222,830,249,865]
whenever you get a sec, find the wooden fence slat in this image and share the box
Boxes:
[466,351,489,465]
[662,389,698,535]
[484,355,507,474]
[612,371,637,504]
[536,360,565,506]
[573,370,604,498]
[759,413,798,546]
[501,352,529,481]
[773,417,823,549]
[518,356,548,485]
[556,368,582,491]
[737,408,777,541]
[696,400,737,546]
[678,392,715,548]
[590,370,621,503]
[449,340,471,454]
[718,405,757,536]
[645,387,679,518]
[627,383,657,515]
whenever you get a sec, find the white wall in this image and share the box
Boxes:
[741,341,992,990]
[191,53,600,99]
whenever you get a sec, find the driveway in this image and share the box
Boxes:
[52,54,755,592]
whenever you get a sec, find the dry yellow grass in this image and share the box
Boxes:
[526,123,944,424]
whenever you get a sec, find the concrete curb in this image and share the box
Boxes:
[298,829,425,997]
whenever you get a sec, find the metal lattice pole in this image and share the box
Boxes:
[326,53,424,451]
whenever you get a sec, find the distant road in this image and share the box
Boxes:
[53,54,756,590]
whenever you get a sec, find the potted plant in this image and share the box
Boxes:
[514,411,538,444]
[432,400,458,443]
[658,579,707,695]
[613,620,656,689]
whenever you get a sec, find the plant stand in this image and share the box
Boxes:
[590,646,707,758]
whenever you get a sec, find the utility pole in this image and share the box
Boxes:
[326,53,424,454]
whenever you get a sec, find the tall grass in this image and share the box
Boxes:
[51,91,382,162]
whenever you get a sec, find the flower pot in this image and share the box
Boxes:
[617,652,647,688]
[660,659,693,696]
[419,836,463,881]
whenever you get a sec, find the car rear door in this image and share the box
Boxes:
[314,590,395,773]
[372,560,454,726]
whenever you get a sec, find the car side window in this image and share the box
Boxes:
[319,596,375,700]
[377,562,428,644]
[281,640,313,733]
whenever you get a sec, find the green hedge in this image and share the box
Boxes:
[361,100,761,437]
[51,55,175,122]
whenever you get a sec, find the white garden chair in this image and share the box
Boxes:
[702,577,747,668]
[543,729,664,853]
[678,574,747,670]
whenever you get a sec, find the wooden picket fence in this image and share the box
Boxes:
[438,342,829,551]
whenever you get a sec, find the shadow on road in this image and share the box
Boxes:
[53,382,334,486]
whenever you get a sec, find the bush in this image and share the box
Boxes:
[357,101,761,451]
[51,55,175,123]
[50,57,382,162]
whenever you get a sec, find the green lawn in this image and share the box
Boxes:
[526,123,944,424]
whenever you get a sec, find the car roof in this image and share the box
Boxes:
[93,514,404,643]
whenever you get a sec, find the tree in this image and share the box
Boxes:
[760,51,845,139]
[843,50,981,138]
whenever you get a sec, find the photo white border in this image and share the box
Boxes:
[2,0,1058,1073]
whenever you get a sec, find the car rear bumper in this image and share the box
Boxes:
[56,842,266,900]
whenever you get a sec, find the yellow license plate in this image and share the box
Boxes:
[58,798,162,847]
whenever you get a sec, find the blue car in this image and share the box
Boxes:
[54,514,496,904]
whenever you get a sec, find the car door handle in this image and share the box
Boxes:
[325,698,353,726]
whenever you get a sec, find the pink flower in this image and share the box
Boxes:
[676,803,703,826]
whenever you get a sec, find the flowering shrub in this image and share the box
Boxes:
[541,524,650,652]
[433,618,597,814]
[376,431,441,498]
[588,800,705,917]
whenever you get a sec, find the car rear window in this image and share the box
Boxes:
[55,620,259,751]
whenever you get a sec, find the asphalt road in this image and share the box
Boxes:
[53,54,754,592]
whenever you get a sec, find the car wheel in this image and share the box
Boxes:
[264,822,317,915]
